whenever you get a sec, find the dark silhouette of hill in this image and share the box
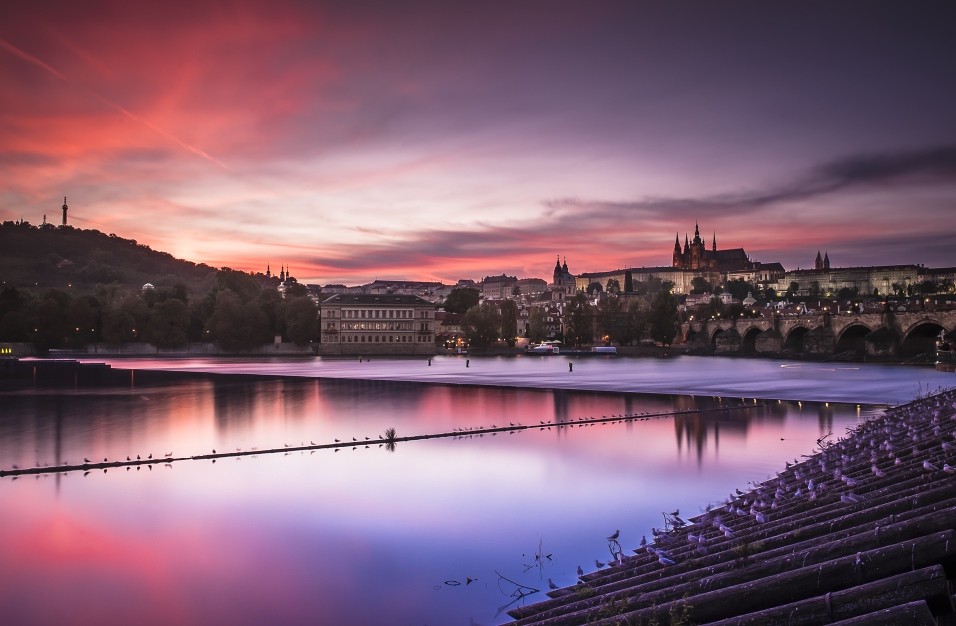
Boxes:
[0,221,218,294]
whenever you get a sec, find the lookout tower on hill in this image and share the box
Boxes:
[61,196,68,226]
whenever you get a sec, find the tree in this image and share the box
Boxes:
[725,279,753,302]
[207,290,271,351]
[499,299,518,347]
[32,294,71,350]
[690,276,713,295]
[216,268,262,302]
[528,308,548,343]
[596,295,636,345]
[282,296,318,345]
[587,281,603,295]
[605,278,621,295]
[147,298,189,348]
[443,288,480,315]
[647,290,679,345]
[101,293,149,344]
[284,282,308,298]
[564,292,594,347]
[461,302,500,348]
[66,295,100,347]
[786,281,800,298]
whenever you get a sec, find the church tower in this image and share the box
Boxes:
[815,251,823,270]
[61,196,68,226]
[689,222,704,270]
[672,234,682,268]
[823,252,830,270]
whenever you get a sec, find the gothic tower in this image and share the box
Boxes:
[815,251,823,270]
[672,234,682,267]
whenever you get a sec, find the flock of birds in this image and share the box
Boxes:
[541,390,956,592]
[4,407,718,475]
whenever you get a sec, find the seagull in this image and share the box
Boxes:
[924,460,940,472]
[83,458,90,463]
[547,578,558,590]
[658,555,676,566]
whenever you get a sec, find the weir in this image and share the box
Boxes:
[0,404,758,478]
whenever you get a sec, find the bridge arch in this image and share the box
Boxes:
[834,323,872,357]
[741,326,762,354]
[710,327,724,350]
[783,325,811,354]
[900,319,947,359]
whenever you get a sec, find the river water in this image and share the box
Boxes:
[1,355,950,625]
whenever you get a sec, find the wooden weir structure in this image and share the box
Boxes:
[507,389,956,626]
[0,405,753,478]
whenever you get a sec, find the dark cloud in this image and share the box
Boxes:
[546,145,956,223]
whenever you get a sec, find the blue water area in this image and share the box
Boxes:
[0,355,945,624]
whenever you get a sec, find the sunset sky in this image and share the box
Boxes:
[2,1,955,285]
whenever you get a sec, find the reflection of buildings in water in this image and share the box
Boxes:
[818,403,834,432]
[552,389,569,425]
[212,380,257,432]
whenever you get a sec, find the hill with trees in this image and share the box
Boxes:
[0,220,218,295]
[0,221,318,352]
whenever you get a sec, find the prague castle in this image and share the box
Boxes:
[672,222,755,273]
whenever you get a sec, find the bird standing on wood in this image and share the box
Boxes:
[607,529,620,541]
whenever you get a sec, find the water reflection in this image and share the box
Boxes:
[0,376,877,625]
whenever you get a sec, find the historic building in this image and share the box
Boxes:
[318,294,436,355]
[672,222,755,272]
[481,274,518,299]
[551,256,576,301]
[772,253,924,297]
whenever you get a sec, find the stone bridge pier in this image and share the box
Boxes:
[683,310,956,360]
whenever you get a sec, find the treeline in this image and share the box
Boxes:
[450,287,680,349]
[0,268,318,352]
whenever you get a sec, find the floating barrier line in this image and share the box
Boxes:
[0,404,762,478]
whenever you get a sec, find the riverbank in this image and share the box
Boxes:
[509,388,956,625]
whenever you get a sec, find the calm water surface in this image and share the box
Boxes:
[1,355,946,625]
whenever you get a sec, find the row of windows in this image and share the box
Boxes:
[325,322,432,331]
[342,322,419,331]
[334,334,433,343]
[340,309,421,319]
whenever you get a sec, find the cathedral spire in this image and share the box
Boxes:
[712,231,716,252]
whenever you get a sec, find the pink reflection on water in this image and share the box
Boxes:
[0,373,873,624]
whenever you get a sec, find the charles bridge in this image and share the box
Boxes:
[682,309,956,360]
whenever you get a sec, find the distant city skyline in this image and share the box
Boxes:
[2,1,954,285]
